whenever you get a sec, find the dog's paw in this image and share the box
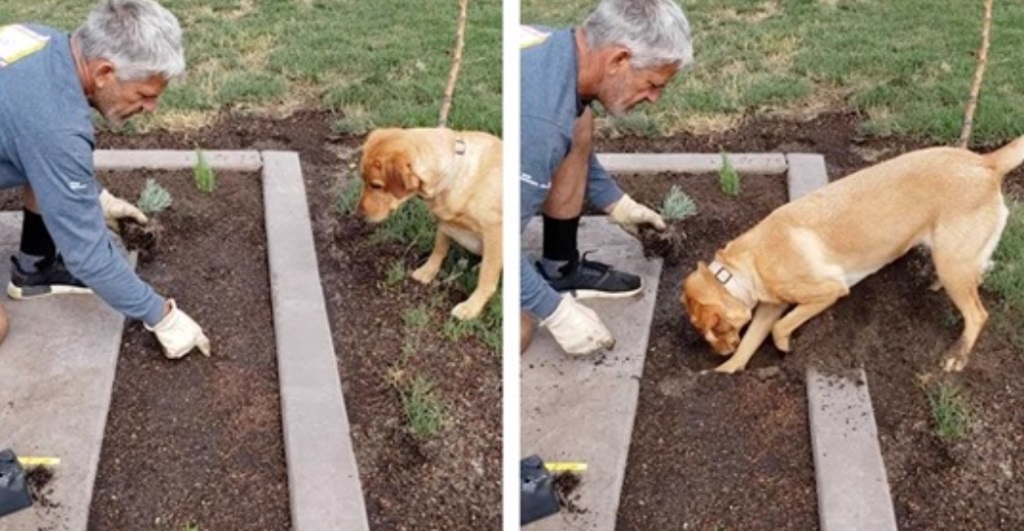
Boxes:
[942,355,967,372]
[928,278,943,292]
[451,300,483,321]
[772,329,792,352]
[713,361,744,374]
[410,265,440,284]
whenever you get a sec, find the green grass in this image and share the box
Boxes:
[986,201,1024,314]
[402,375,445,439]
[718,151,741,197]
[137,178,173,215]
[402,303,431,330]
[523,0,1024,143]
[335,178,363,216]
[385,259,406,286]
[660,185,697,220]
[13,0,501,134]
[192,149,216,194]
[370,200,436,255]
[925,380,971,441]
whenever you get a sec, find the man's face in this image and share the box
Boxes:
[599,51,679,117]
[90,63,168,126]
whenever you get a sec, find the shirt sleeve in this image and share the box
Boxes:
[585,151,624,211]
[13,130,166,325]
[520,117,568,319]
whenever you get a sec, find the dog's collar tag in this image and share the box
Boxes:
[454,138,467,155]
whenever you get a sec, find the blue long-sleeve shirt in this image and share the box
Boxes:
[0,24,166,325]
[520,26,624,319]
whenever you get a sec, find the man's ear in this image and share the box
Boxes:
[91,61,116,90]
[607,47,631,73]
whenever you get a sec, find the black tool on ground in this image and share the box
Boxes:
[0,449,32,518]
[521,455,559,525]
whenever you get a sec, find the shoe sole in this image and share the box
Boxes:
[561,283,644,300]
[7,282,94,300]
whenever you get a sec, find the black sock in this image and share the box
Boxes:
[541,215,580,277]
[19,208,56,261]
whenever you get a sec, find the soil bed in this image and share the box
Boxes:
[95,111,502,529]
[88,170,289,530]
[607,112,1024,530]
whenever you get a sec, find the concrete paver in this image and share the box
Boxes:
[786,153,829,201]
[807,367,898,531]
[94,150,263,172]
[0,212,129,531]
[262,152,369,531]
[597,153,788,175]
[522,217,662,530]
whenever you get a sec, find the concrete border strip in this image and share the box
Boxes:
[262,151,370,531]
[807,367,898,531]
[785,153,829,200]
[597,153,788,175]
[94,150,263,172]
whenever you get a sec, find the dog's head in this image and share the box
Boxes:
[681,261,752,356]
[358,129,423,223]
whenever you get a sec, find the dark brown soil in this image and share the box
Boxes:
[26,466,58,509]
[87,170,289,530]
[553,472,586,515]
[609,112,1024,530]
[96,111,501,529]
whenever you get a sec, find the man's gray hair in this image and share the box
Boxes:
[582,0,694,70]
[73,0,185,81]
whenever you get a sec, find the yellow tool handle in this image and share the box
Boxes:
[16,456,60,467]
[544,461,587,472]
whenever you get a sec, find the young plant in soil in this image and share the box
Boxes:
[193,149,216,194]
[718,150,741,198]
[402,375,445,440]
[925,380,971,440]
[638,186,698,266]
[122,178,173,263]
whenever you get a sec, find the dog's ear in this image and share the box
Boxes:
[384,155,421,198]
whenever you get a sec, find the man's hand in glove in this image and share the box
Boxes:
[607,194,666,236]
[146,299,212,359]
[99,189,148,229]
[540,294,615,356]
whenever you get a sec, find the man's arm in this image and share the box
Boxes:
[14,130,166,325]
[584,151,625,211]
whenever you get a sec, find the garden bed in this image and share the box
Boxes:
[96,111,502,529]
[89,170,289,529]
[606,112,1024,530]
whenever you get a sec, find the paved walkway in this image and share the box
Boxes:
[0,212,128,531]
[522,217,662,531]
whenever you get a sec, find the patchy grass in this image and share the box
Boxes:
[986,201,1024,314]
[523,0,1024,142]
[335,178,363,216]
[401,375,446,440]
[370,200,436,255]
[924,380,971,441]
[16,0,501,133]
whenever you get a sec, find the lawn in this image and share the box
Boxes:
[523,0,1024,144]
[5,0,502,135]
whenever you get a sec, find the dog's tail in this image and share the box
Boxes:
[984,134,1024,175]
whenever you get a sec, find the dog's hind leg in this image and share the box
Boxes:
[451,227,502,320]
[715,302,788,373]
[937,270,987,372]
[411,229,451,284]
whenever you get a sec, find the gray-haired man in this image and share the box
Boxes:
[0,0,210,357]
[520,0,693,355]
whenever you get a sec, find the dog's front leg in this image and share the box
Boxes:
[411,229,451,284]
[451,227,502,320]
[771,298,839,352]
[715,302,788,373]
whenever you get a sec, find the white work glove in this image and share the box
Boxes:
[100,188,148,229]
[540,295,615,355]
[145,299,212,359]
[608,194,666,236]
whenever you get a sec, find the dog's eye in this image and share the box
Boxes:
[370,182,385,190]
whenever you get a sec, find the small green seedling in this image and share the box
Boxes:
[385,259,405,286]
[193,148,216,194]
[718,151,741,198]
[660,185,697,221]
[137,178,172,215]
[926,381,971,440]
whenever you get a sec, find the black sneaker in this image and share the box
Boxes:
[538,252,642,299]
[8,255,93,300]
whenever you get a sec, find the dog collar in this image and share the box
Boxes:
[709,259,756,308]
[454,138,466,155]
